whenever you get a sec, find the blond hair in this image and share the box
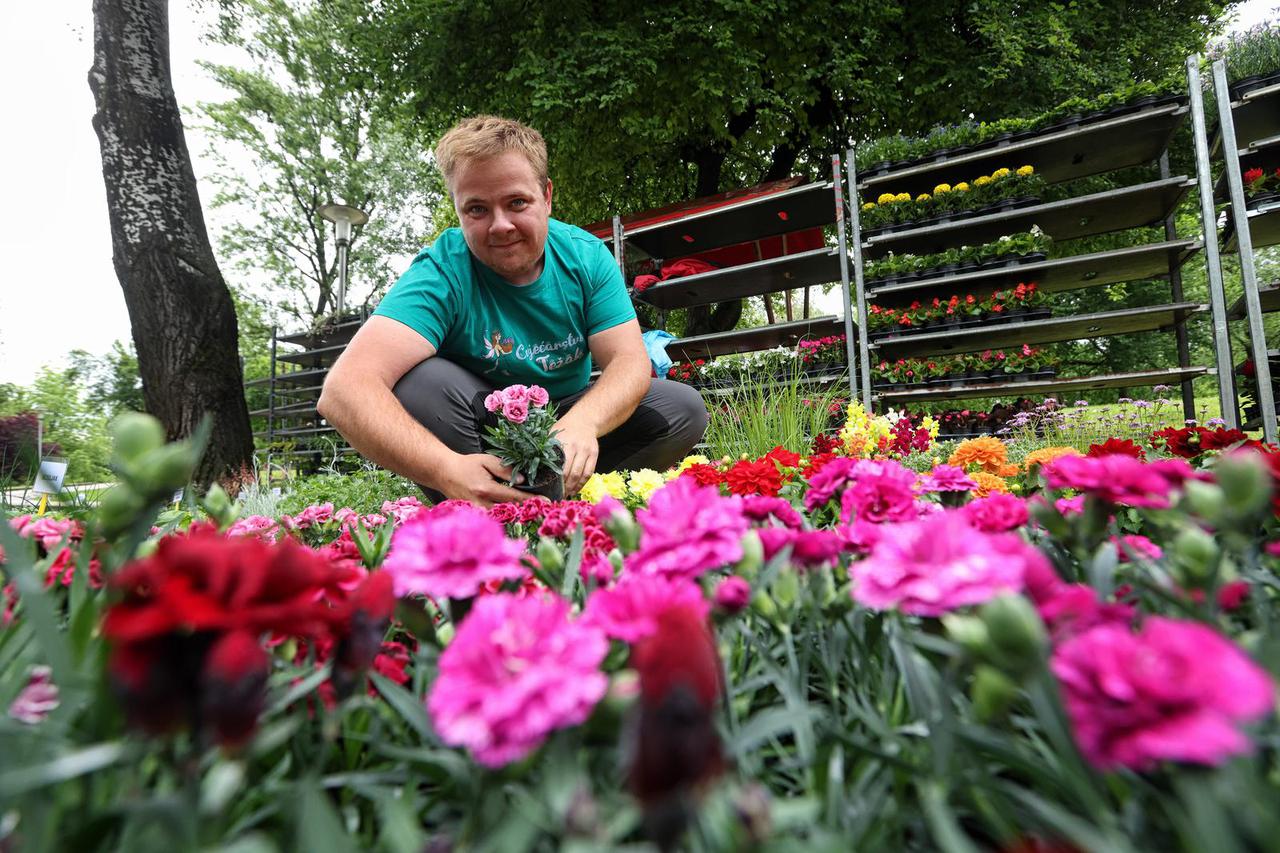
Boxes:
[434,115,549,191]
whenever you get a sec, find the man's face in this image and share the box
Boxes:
[451,150,553,285]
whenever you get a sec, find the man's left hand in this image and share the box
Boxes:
[554,416,599,496]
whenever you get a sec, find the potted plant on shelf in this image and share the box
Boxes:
[1243,167,1280,210]
[483,384,564,500]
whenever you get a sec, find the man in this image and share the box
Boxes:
[318,116,708,506]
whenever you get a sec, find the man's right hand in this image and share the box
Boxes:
[436,453,529,507]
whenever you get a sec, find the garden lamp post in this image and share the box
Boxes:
[318,203,369,316]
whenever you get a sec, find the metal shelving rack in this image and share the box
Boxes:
[617,159,860,397]
[1191,58,1280,443]
[246,310,367,468]
[842,73,1229,422]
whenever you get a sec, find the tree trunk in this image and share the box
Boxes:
[90,0,254,490]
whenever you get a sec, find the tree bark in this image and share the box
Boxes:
[90,0,254,490]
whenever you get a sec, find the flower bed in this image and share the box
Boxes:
[3,412,1280,850]
[860,166,1045,234]
[864,227,1051,284]
[867,282,1050,339]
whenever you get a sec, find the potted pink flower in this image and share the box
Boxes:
[483,384,564,500]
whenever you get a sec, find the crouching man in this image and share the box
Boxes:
[318,116,707,506]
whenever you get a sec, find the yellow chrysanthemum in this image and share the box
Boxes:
[991,167,1011,179]
[1022,446,1081,471]
[974,175,993,187]
[579,471,627,503]
[862,202,876,211]
[1017,165,1035,176]
[675,454,710,473]
[948,436,1010,475]
[916,193,931,202]
[934,183,952,194]
[954,181,970,192]
[626,468,666,502]
[971,471,1010,498]
[877,192,896,204]
[894,192,912,203]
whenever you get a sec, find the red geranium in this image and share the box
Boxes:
[1087,437,1146,460]
[724,458,783,497]
[103,530,393,746]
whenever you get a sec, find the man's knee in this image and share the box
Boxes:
[662,379,709,446]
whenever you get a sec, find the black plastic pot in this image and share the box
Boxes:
[1246,191,1280,211]
[517,467,564,501]
[1229,74,1267,101]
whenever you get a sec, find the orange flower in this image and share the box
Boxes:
[970,471,1010,498]
[948,436,1011,475]
[1022,446,1081,472]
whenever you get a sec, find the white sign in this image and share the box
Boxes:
[32,457,68,495]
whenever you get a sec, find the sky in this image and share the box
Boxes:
[0,1,1276,387]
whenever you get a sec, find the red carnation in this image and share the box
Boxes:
[201,630,271,747]
[681,463,724,488]
[1151,426,1207,458]
[1244,167,1265,186]
[723,459,783,497]
[763,445,802,469]
[1199,427,1253,451]
[1087,437,1145,460]
[810,432,841,455]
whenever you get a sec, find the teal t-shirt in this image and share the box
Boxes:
[373,218,635,399]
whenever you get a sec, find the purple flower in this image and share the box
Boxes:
[1052,617,1275,771]
[383,505,528,599]
[918,464,978,494]
[428,593,608,767]
[8,666,58,724]
[582,573,709,642]
[626,478,748,580]
[850,512,1032,616]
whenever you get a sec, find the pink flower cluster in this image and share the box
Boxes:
[9,515,82,553]
[428,593,608,767]
[381,496,426,524]
[838,459,919,525]
[582,573,709,642]
[626,478,749,580]
[484,383,550,425]
[850,511,1039,615]
[383,505,528,599]
[1052,617,1275,770]
[1043,454,1199,509]
[757,527,845,570]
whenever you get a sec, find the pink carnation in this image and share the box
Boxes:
[502,398,529,424]
[1037,584,1135,640]
[502,384,531,405]
[1043,455,1198,509]
[626,477,748,580]
[291,502,335,529]
[484,390,504,413]
[1051,617,1275,771]
[225,514,280,540]
[838,459,919,525]
[383,505,528,599]
[741,495,804,529]
[803,457,858,511]
[581,573,709,642]
[381,496,425,524]
[757,527,845,569]
[850,511,1033,615]
[918,464,978,493]
[428,593,608,767]
[528,385,550,407]
[714,576,752,613]
[963,493,1029,532]
[13,516,83,553]
[489,502,520,524]
[838,518,883,556]
[1114,534,1162,563]
[8,666,59,725]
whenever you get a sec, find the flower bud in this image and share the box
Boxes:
[1182,479,1226,523]
[942,614,990,658]
[1214,453,1272,518]
[971,664,1018,722]
[111,412,166,464]
[131,443,199,495]
[535,536,564,573]
[602,511,640,554]
[97,484,147,537]
[772,568,800,609]
[751,590,779,621]
[435,621,455,646]
[608,548,624,573]
[714,576,751,614]
[1171,525,1220,588]
[201,483,235,528]
[734,529,763,578]
[979,594,1046,672]
[603,669,639,715]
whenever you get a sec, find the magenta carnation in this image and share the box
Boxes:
[741,495,804,529]
[427,593,609,767]
[383,505,528,599]
[838,459,919,525]
[758,527,845,569]
[626,477,748,579]
[581,573,709,642]
[1043,455,1198,509]
[1051,617,1276,771]
[803,457,858,511]
[850,512,1033,615]
[964,493,1030,533]
[919,464,979,494]
[714,576,752,613]
[1114,534,1163,563]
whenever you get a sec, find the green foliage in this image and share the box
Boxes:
[67,342,144,419]
[702,366,846,458]
[1210,17,1280,82]
[866,228,1051,280]
[277,466,418,516]
[483,402,563,486]
[196,0,444,326]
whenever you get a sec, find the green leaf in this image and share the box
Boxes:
[0,742,130,798]
[370,671,434,742]
[294,779,359,853]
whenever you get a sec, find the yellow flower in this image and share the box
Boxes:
[920,415,940,439]
[1022,446,1081,471]
[954,181,970,192]
[916,193,931,202]
[626,468,666,503]
[991,167,1011,179]
[579,471,627,503]
[877,192,896,204]
[675,454,710,473]
[862,202,876,211]
[974,175,993,187]
[971,472,1009,498]
[1017,165,1034,176]
[894,192,912,203]
[933,183,952,194]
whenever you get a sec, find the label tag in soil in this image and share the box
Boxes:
[33,457,68,494]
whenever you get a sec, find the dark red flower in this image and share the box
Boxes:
[1217,580,1250,611]
[1151,426,1207,458]
[723,459,783,497]
[330,572,396,700]
[201,630,271,747]
[1087,437,1145,460]
[810,432,841,455]
[1199,427,1252,451]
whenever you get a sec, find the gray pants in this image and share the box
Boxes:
[393,357,708,495]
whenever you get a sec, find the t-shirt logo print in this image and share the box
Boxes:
[483,330,515,370]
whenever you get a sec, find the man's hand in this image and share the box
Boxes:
[436,453,529,507]
[554,417,600,496]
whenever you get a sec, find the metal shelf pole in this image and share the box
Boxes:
[844,149,874,409]
[831,154,861,404]
[1213,58,1277,443]
[1186,56,1241,429]
[1159,151,1196,422]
